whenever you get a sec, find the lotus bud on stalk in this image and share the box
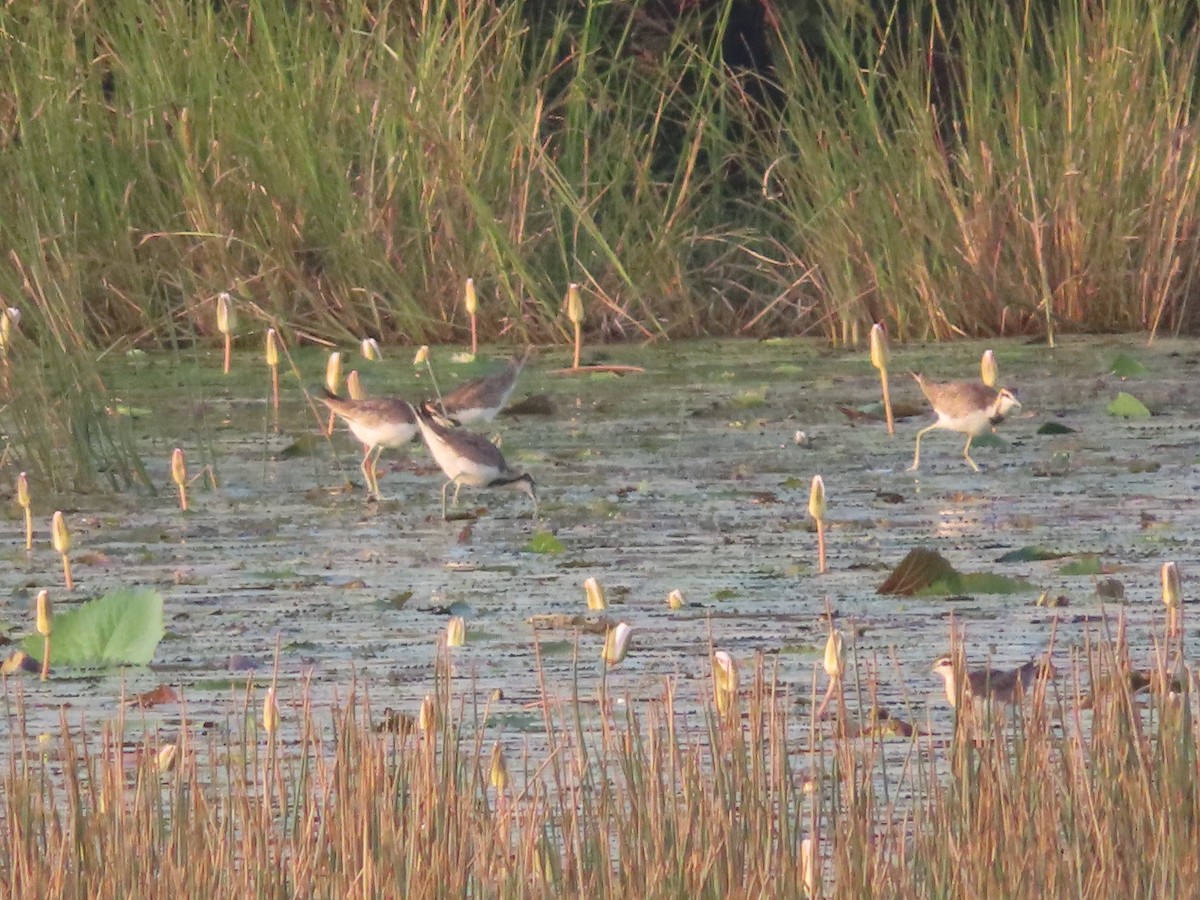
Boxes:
[346,369,365,400]
[0,306,20,348]
[171,448,188,511]
[583,576,607,611]
[446,616,466,648]
[419,693,437,735]
[265,327,281,426]
[602,622,633,667]
[157,742,178,774]
[51,511,73,591]
[869,323,894,435]
[981,349,998,388]
[713,650,738,717]
[413,344,444,408]
[815,628,845,719]
[667,589,685,610]
[324,351,343,434]
[465,278,479,356]
[360,337,382,361]
[490,741,510,795]
[216,293,235,374]
[262,687,279,736]
[809,475,828,575]
[1163,561,1182,636]
[567,283,584,369]
[35,590,52,681]
[17,471,32,551]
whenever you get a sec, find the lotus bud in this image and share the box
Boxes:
[566,283,584,326]
[51,510,70,554]
[262,687,279,735]
[35,589,52,681]
[346,370,364,400]
[157,742,178,774]
[17,472,32,551]
[360,337,381,361]
[446,616,466,648]
[216,293,235,336]
[35,590,52,638]
[51,511,73,591]
[413,345,430,366]
[419,694,436,734]
[0,306,19,351]
[981,349,998,388]
[1,650,39,677]
[807,475,826,520]
[602,622,633,666]
[583,577,607,611]
[1163,562,1181,609]
[265,328,280,367]
[171,448,188,511]
[869,323,888,371]
[465,278,478,316]
[325,352,343,393]
[667,589,685,610]
[823,629,845,679]
[490,741,509,793]
[217,293,235,373]
[713,650,738,715]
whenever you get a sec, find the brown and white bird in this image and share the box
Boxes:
[909,373,1022,472]
[931,654,1055,714]
[433,346,534,425]
[414,402,537,519]
[317,388,417,500]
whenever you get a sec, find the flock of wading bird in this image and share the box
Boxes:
[187,294,1190,725]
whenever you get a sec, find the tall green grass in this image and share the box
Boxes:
[3,0,1200,479]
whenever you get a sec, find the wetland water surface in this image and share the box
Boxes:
[5,337,1200,789]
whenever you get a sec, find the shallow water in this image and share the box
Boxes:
[4,335,1199,785]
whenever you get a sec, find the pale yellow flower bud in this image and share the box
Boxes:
[16,471,29,509]
[713,650,738,715]
[360,337,382,361]
[51,511,70,555]
[262,687,279,735]
[35,590,52,637]
[490,741,509,793]
[808,475,826,521]
[823,629,845,679]
[464,278,478,316]
[667,589,685,610]
[583,577,607,611]
[413,345,430,366]
[981,349,998,388]
[446,616,466,648]
[265,328,280,367]
[869,323,888,371]
[1163,561,1182,609]
[566,283,584,326]
[171,448,187,489]
[325,352,343,393]
[602,622,633,666]
[419,694,436,733]
[216,293,235,336]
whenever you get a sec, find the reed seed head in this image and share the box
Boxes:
[51,511,70,555]
[583,577,607,611]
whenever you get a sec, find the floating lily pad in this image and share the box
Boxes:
[997,546,1073,563]
[879,548,1029,597]
[524,532,565,554]
[1107,392,1151,419]
[22,587,164,668]
[1037,422,1077,435]
[1109,354,1147,377]
[1058,555,1104,576]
